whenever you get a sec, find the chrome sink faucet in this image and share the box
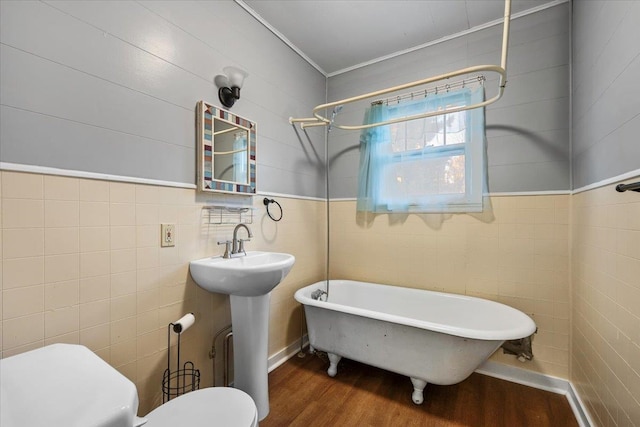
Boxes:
[232,223,253,255]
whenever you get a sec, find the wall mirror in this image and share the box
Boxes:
[196,101,256,194]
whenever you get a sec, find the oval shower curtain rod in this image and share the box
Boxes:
[372,75,486,106]
[289,0,512,131]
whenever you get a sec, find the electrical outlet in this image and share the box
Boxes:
[161,224,175,247]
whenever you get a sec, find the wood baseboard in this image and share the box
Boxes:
[566,382,596,427]
[475,360,569,394]
[476,360,593,427]
[268,335,310,373]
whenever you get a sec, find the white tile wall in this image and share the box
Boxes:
[572,181,640,426]
[0,171,326,415]
[329,195,571,378]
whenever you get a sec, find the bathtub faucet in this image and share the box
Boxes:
[311,289,327,301]
[232,223,253,255]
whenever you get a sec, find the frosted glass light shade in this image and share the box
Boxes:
[224,66,248,88]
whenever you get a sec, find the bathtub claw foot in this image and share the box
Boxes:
[327,353,342,377]
[410,378,427,405]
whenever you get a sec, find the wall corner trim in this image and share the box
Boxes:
[572,168,640,194]
[566,382,597,427]
[476,360,592,427]
[258,191,327,202]
[326,0,569,77]
[235,0,327,76]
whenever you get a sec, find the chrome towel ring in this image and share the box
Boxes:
[263,198,283,221]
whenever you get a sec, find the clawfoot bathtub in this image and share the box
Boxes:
[295,280,536,404]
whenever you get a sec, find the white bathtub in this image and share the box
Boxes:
[294,280,536,404]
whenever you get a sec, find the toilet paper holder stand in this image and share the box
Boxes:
[162,314,201,403]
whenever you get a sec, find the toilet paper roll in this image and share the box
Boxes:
[172,313,195,334]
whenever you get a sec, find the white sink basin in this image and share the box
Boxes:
[189,251,295,297]
[190,250,295,419]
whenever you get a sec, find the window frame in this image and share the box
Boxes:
[371,87,485,213]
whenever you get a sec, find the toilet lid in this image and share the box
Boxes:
[144,388,258,427]
[0,344,139,427]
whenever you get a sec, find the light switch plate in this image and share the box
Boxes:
[161,224,175,247]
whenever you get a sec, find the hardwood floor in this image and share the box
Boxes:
[261,352,578,427]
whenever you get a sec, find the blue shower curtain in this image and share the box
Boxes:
[356,104,390,212]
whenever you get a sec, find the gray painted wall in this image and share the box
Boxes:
[0,1,327,198]
[327,3,570,197]
[572,1,640,189]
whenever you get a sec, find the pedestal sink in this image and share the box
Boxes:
[189,251,295,421]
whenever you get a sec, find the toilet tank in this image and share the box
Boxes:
[0,344,141,427]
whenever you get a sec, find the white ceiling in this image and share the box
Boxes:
[241,0,561,76]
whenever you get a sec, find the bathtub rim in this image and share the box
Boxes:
[295,279,536,341]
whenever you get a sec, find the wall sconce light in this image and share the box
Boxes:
[215,66,248,109]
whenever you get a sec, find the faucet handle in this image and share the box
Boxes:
[217,240,232,259]
[237,238,250,255]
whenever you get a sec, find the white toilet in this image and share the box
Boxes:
[0,344,258,427]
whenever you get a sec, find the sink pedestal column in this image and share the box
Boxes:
[230,293,271,421]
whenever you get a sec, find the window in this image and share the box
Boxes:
[357,86,485,213]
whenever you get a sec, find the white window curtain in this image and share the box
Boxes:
[357,86,486,213]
